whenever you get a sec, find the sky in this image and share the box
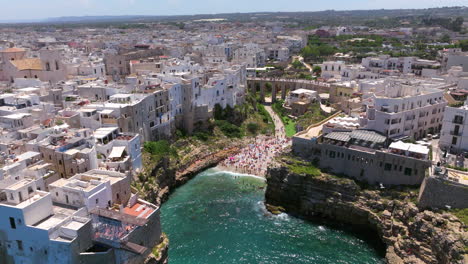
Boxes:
[0,0,466,21]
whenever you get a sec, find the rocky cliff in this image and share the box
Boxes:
[137,147,242,207]
[265,163,468,264]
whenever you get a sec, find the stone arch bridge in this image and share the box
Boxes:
[247,77,331,102]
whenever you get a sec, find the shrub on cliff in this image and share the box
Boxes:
[215,120,243,138]
[144,140,178,161]
[246,123,259,134]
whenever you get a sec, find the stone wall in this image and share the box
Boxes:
[292,138,430,186]
[418,176,468,209]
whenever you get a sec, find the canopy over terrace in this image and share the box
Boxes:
[389,141,429,160]
[109,146,126,159]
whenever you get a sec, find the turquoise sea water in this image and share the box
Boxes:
[161,169,385,264]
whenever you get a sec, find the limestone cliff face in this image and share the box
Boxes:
[138,148,242,207]
[265,165,468,264]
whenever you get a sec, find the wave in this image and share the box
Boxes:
[205,168,266,181]
[256,201,291,222]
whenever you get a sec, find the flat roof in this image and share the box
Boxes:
[3,113,31,119]
[94,127,118,139]
[291,89,317,95]
[111,94,132,99]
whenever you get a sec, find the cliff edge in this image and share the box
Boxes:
[265,158,467,264]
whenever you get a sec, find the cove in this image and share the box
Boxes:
[161,169,385,264]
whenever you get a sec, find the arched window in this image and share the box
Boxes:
[55,61,59,70]
[46,62,51,71]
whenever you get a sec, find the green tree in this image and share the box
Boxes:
[213,104,224,120]
[313,66,322,76]
[291,60,303,69]
[143,140,177,161]
[246,122,259,134]
[459,40,468,52]
[439,34,451,43]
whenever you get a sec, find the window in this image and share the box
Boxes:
[55,61,59,70]
[384,163,392,171]
[454,115,464,124]
[17,240,23,251]
[46,62,51,71]
[404,168,412,176]
[452,137,458,145]
[9,217,16,229]
[96,198,99,204]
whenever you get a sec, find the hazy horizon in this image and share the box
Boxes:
[0,0,466,22]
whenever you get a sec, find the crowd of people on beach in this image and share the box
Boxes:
[218,103,292,176]
[219,134,291,176]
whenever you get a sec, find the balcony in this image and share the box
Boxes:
[453,119,464,125]
[101,118,118,125]
[450,131,462,136]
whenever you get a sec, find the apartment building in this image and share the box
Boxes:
[321,61,346,80]
[33,128,98,179]
[362,55,441,76]
[94,127,143,172]
[439,102,468,152]
[0,170,162,264]
[360,78,448,140]
[232,44,266,68]
[440,48,468,72]
[85,92,174,141]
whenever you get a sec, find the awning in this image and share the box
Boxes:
[109,146,126,159]
[100,109,115,115]
[389,141,409,151]
[408,144,429,155]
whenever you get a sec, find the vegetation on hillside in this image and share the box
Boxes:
[272,100,297,137]
[143,140,178,162]
[296,103,333,131]
[450,208,468,229]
